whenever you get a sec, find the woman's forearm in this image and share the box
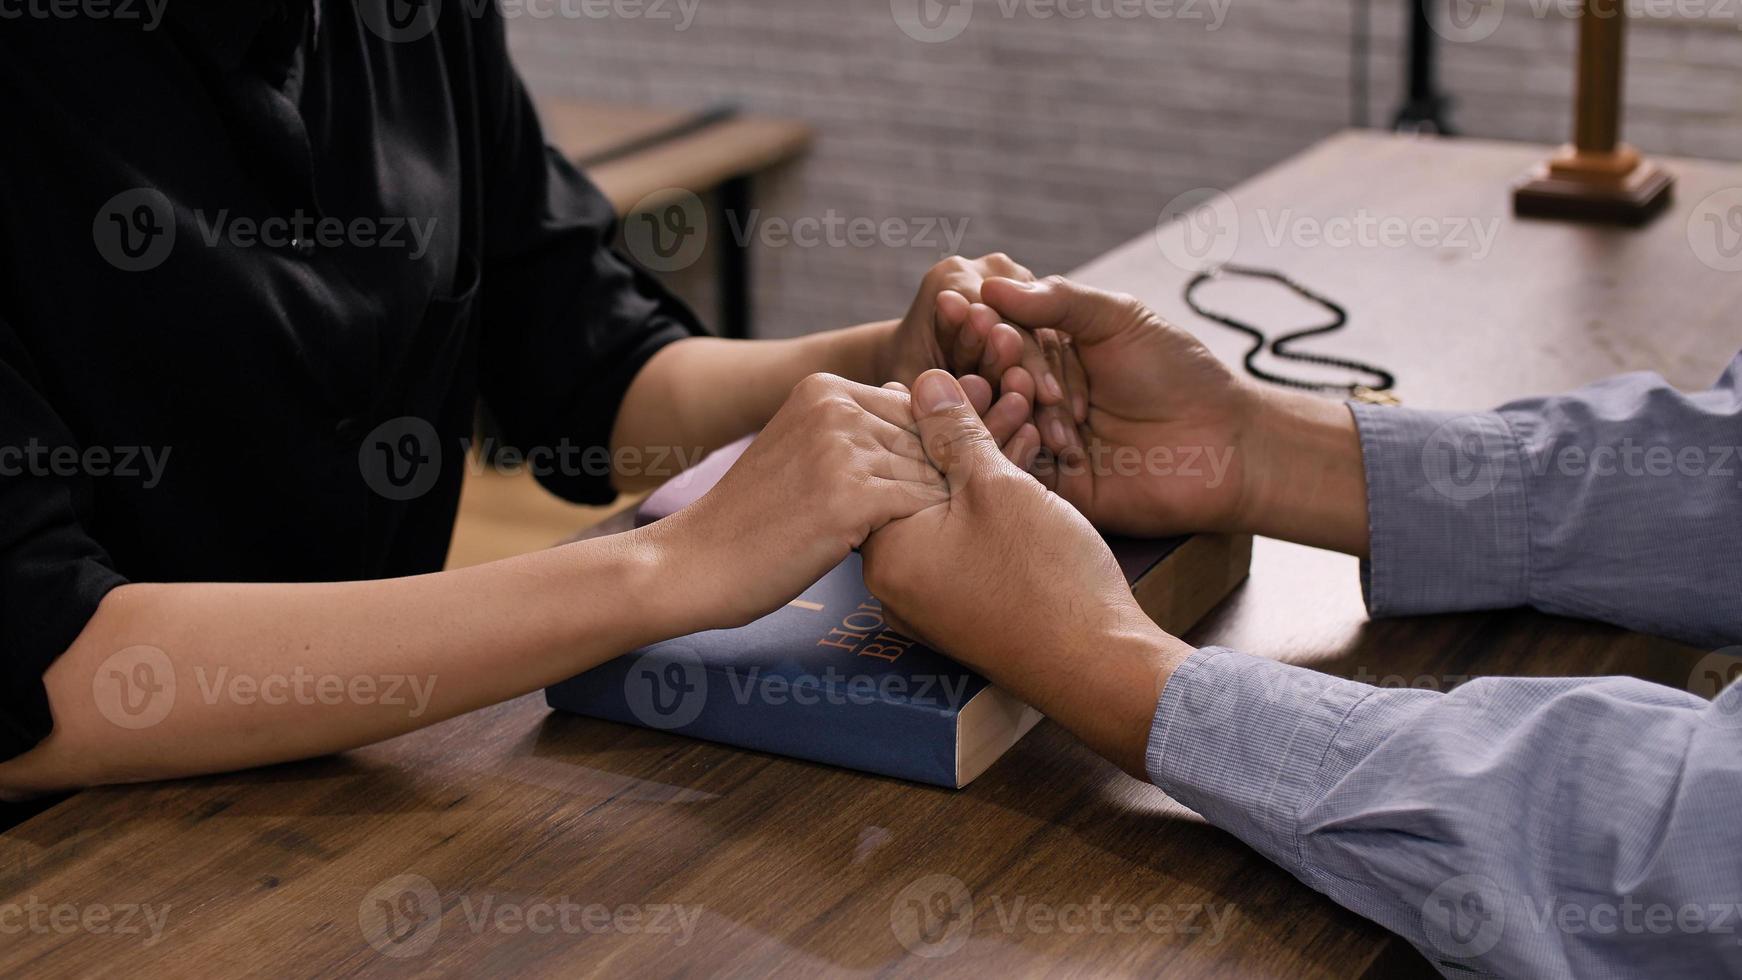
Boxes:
[0,528,693,797]
[609,320,896,488]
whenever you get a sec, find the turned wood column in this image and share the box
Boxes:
[1512,0,1673,225]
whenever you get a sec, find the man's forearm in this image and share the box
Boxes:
[609,320,897,488]
[1147,646,1742,977]
[0,528,699,796]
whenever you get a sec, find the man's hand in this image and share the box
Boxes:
[972,276,1259,537]
[981,276,1371,552]
[860,371,1193,777]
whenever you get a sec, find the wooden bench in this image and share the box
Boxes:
[539,99,813,339]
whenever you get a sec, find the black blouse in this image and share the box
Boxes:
[0,0,702,760]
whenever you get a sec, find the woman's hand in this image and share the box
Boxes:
[879,253,1033,387]
[646,371,1033,633]
[879,254,1085,424]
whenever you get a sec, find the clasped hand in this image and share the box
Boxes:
[650,254,1360,774]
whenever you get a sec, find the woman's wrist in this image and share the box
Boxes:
[567,523,711,652]
[827,318,900,386]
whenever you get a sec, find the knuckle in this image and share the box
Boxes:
[819,395,860,426]
[926,256,968,284]
[795,371,840,401]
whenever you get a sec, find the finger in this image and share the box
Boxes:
[1014,328,1066,408]
[933,288,971,363]
[882,381,910,395]
[859,473,949,530]
[867,446,948,490]
[832,386,934,473]
[981,275,1135,346]
[1062,338,1090,423]
[843,379,923,432]
[974,252,1035,283]
[947,312,988,377]
[910,370,1011,493]
[1000,365,1037,408]
[982,390,1030,448]
[1037,403,1094,512]
[863,413,927,462]
[949,303,996,376]
[1039,329,1072,406]
[850,403,944,481]
[937,258,985,305]
[959,374,994,417]
[1004,421,1041,471]
[977,321,1025,385]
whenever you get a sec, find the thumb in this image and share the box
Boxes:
[911,369,1006,493]
[980,275,1134,346]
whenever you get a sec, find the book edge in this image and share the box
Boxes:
[954,686,1045,788]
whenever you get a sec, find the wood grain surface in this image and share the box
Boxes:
[4,132,1739,978]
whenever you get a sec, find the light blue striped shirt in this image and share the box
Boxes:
[1147,353,1742,978]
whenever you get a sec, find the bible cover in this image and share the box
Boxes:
[545,438,1250,788]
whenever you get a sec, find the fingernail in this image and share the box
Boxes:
[915,371,965,412]
[1042,373,1064,402]
[1073,391,1087,421]
[1046,417,1068,447]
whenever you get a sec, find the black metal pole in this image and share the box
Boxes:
[1352,0,1371,127]
[717,177,752,340]
[1393,0,1455,133]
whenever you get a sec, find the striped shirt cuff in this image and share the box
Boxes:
[1349,404,1532,618]
[1146,647,1376,876]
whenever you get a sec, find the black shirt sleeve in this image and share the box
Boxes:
[0,315,129,763]
[469,8,706,505]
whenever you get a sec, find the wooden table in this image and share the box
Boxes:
[5,132,1739,978]
[539,99,813,339]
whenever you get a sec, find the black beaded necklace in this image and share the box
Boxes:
[1183,264,1400,405]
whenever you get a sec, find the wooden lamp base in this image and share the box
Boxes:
[1513,144,1674,226]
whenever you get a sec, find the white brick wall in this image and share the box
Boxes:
[505,0,1742,338]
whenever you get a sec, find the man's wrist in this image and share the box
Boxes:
[1238,386,1371,556]
[1048,615,1195,779]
